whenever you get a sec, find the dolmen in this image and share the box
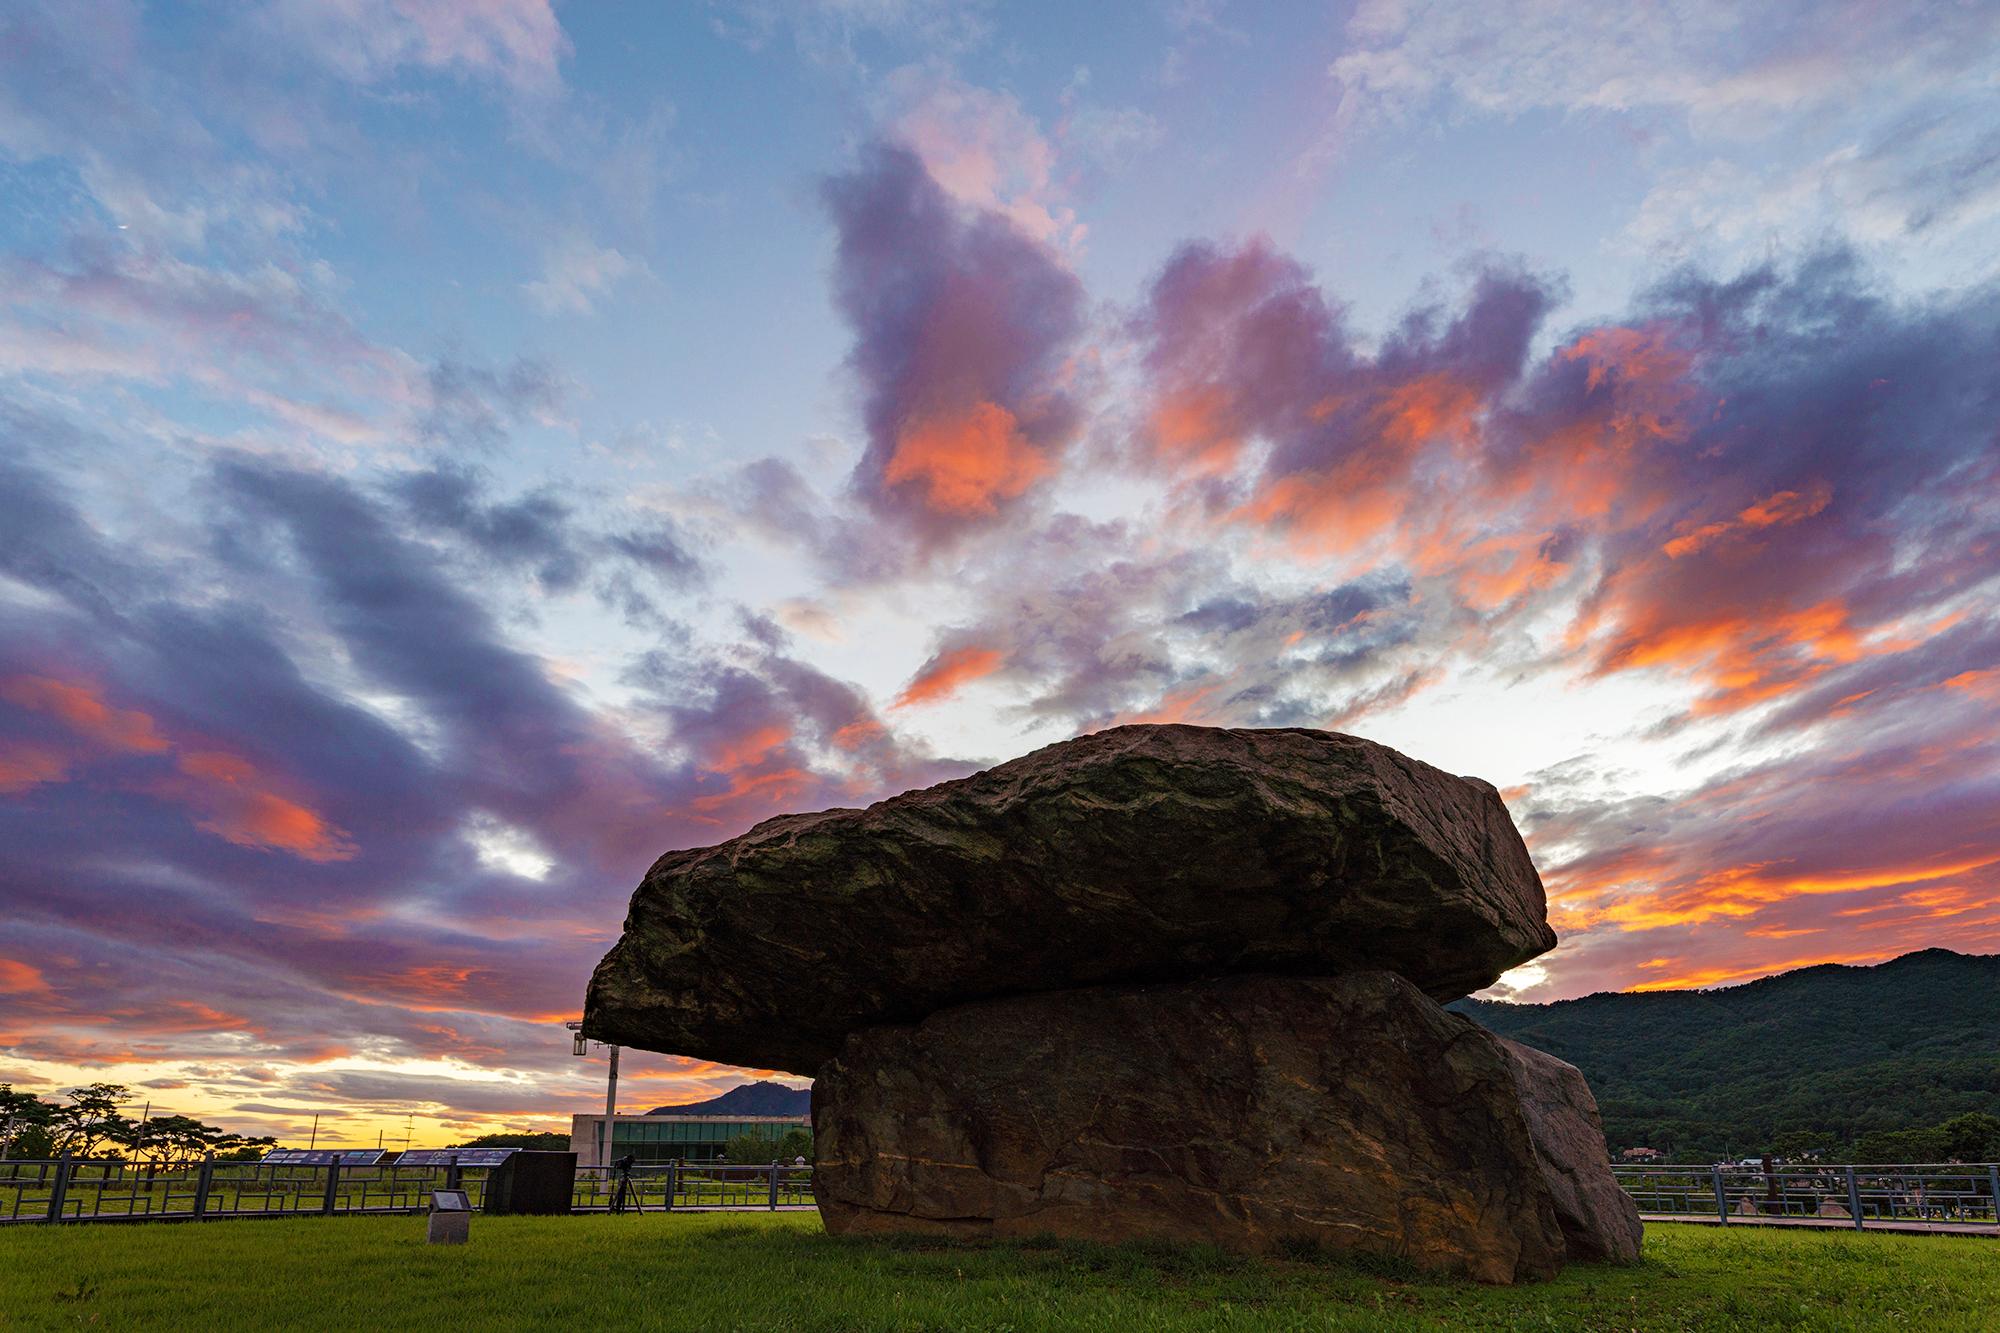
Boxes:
[584,725,1641,1282]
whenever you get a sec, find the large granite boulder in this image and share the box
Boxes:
[814,971,1569,1284]
[585,724,1553,1073]
[1497,1038,1643,1263]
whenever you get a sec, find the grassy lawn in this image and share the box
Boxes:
[0,1212,1994,1331]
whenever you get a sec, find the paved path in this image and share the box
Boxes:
[1640,1213,1999,1237]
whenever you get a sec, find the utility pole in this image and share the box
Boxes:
[308,1113,319,1151]
[602,1044,620,1169]
[565,1020,620,1169]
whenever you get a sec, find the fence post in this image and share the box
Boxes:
[768,1161,779,1210]
[322,1161,341,1215]
[45,1153,71,1223]
[445,1154,461,1192]
[1710,1165,1728,1224]
[664,1160,676,1211]
[1845,1166,1863,1231]
[192,1155,213,1220]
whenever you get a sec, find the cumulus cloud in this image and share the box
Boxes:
[882,66,1082,249]
[823,140,1087,549]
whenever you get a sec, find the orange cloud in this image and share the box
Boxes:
[1109,682,1222,727]
[166,750,358,862]
[0,744,70,794]
[705,723,790,774]
[1627,947,1894,992]
[1411,529,1570,613]
[0,673,169,753]
[1597,852,2000,932]
[1149,384,1241,474]
[689,766,811,815]
[0,959,51,995]
[830,718,885,750]
[1578,594,1871,716]
[1367,373,1482,449]
[0,673,353,860]
[1663,481,1832,558]
[893,645,1003,708]
[1230,373,1482,559]
[1558,323,1693,398]
[1233,464,1406,558]
[884,401,1051,515]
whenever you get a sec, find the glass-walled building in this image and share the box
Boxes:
[568,1113,808,1165]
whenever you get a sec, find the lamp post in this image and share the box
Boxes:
[564,1021,620,1169]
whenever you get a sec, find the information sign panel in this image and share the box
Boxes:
[260,1149,386,1166]
[395,1148,517,1168]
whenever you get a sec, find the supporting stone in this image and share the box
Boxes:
[814,972,1569,1284]
[1494,1038,1643,1262]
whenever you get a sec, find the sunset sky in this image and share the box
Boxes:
[3,1,1998,1149]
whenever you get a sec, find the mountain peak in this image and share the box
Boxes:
[646,1079,811,1117]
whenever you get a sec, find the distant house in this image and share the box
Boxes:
[1620,1147,1662,1161]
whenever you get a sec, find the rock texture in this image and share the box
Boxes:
[814,972,1569,1284]
[584,723,1635,1283]
[586,724,1553,1073]
[1497,1039,1644,1263]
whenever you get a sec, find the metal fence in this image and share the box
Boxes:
[1613,1163,2000,1232]
[0,1156,816,1225]
[0,1156,499,1224]
[11,1154,1995,1234]
[573,1162,816,1213]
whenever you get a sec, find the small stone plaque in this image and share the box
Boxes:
[427,1210,469,1245]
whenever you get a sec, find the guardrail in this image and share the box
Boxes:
[1613,1163,2000,1233]
[0,1156,815,1225]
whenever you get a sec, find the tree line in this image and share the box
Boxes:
[0,1083,274,1165]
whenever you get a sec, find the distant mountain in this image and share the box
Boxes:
[647,1080,811,1118]
[1453,949,2000,1158]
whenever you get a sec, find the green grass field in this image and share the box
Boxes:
[0,1212,1993,1331]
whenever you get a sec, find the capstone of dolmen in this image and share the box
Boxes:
[585,724,1554,1073]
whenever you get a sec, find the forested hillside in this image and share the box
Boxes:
[1455,950,2000,1158]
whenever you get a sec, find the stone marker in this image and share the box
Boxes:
[426,1188,471,1244]
[586,725,1555,1073]
[426,1209,469,1245]
[584,724,1635,1282]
